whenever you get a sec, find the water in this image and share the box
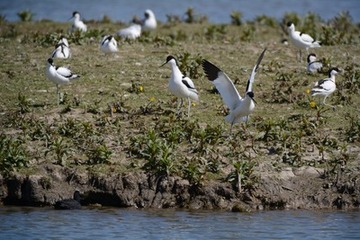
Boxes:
[1,0,359,23]
[1,207,360,239]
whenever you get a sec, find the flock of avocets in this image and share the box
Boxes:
[45,9,340,132]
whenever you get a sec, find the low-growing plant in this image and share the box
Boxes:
[16,92,31,114]
[46,136,70,166]
[184,8,207,24]
[0,134,28,176]
[87,143,112,164]
[128,80,144,94]
[230,11,243,26]
[0,15,7,23]
[58,118,82,138]
[182,158,204,185]
[226,159,257,193]
[254,15,278,28]
[204,24,227,41]
[176,52,203,79]
[240,24,255,42]
[17,10,34,22]
[343,112,360,142]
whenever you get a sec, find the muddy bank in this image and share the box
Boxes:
[1,164,359,211]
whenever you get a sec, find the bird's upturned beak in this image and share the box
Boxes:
[160,62,167,67]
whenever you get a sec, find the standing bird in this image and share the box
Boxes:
[307,53,323,73]
[51,36,71,59]
[202,48,266,133]
[45,58,80,105]
[161,55,199,117]
[287,22,320,61]
[311,67,340,108]
[100,35,118,54]
[140,9,157,31]
[117,24,142,40]
[69,11,87,32]
[54,191,82,210]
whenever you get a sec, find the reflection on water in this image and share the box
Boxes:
[0,0,359,23]
[1,207,359,239]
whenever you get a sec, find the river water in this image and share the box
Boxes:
[1,207,359,239]
[1,0,359,23]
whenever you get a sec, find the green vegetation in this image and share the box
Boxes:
[0,10,359,194]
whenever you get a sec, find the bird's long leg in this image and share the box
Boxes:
[299,49,303,62]
[323,95,336,109]
[176,98,183,115]
[187,97,191,118]
[56,84,60,106]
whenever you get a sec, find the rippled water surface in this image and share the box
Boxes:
[1,207,359,239]
[1,0,359,23]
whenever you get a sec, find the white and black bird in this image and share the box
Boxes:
[117,24,142,40]
[140,9,157,31]
[161,55,199,117]
[311,67,340,108]
[100,35,118,54]
[307,53,323,73]
[202,48,266,133]
[51,36,71,59]
[69,11,87,32]
[45,58,80,105]
[287,22,320,61]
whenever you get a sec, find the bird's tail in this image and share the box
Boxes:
[70,74,80,80]
[189,91,199,102]
[311,40,321,48]
[311,89,323,96]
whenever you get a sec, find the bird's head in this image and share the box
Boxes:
[287,22,295,31]
[70,11,80,21]
[144,9,154,19]
[246,91,257,104]
[47,58,54,65]
[161,55,177,67]
[307,53,317,63]
[328,67,341,77]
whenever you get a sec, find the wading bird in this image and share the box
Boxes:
[307,53,323,73]
[45,58,80,105]
[51,36,71,59]
[311,67,340,108]
[117,24,141,40]
[161,55,199,117]
[202,48,266,133]
[100,35,118,54]
[69,11,87,32]
[287,22,320,61]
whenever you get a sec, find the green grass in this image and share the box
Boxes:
[0,13,359,191]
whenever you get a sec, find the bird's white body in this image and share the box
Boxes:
[167,60,198,101]
[141,9,157,31]
[163,56,199,117]
[117,24,141,40]
[46,64,77,85]
[100,35,118,54]
[202,49,266,131]
[51,37,71,59]
[70,12,87,32]
[307,53,323,73]
[287,23,320,50]
[311,68,339,107]
[45,58,80,104]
